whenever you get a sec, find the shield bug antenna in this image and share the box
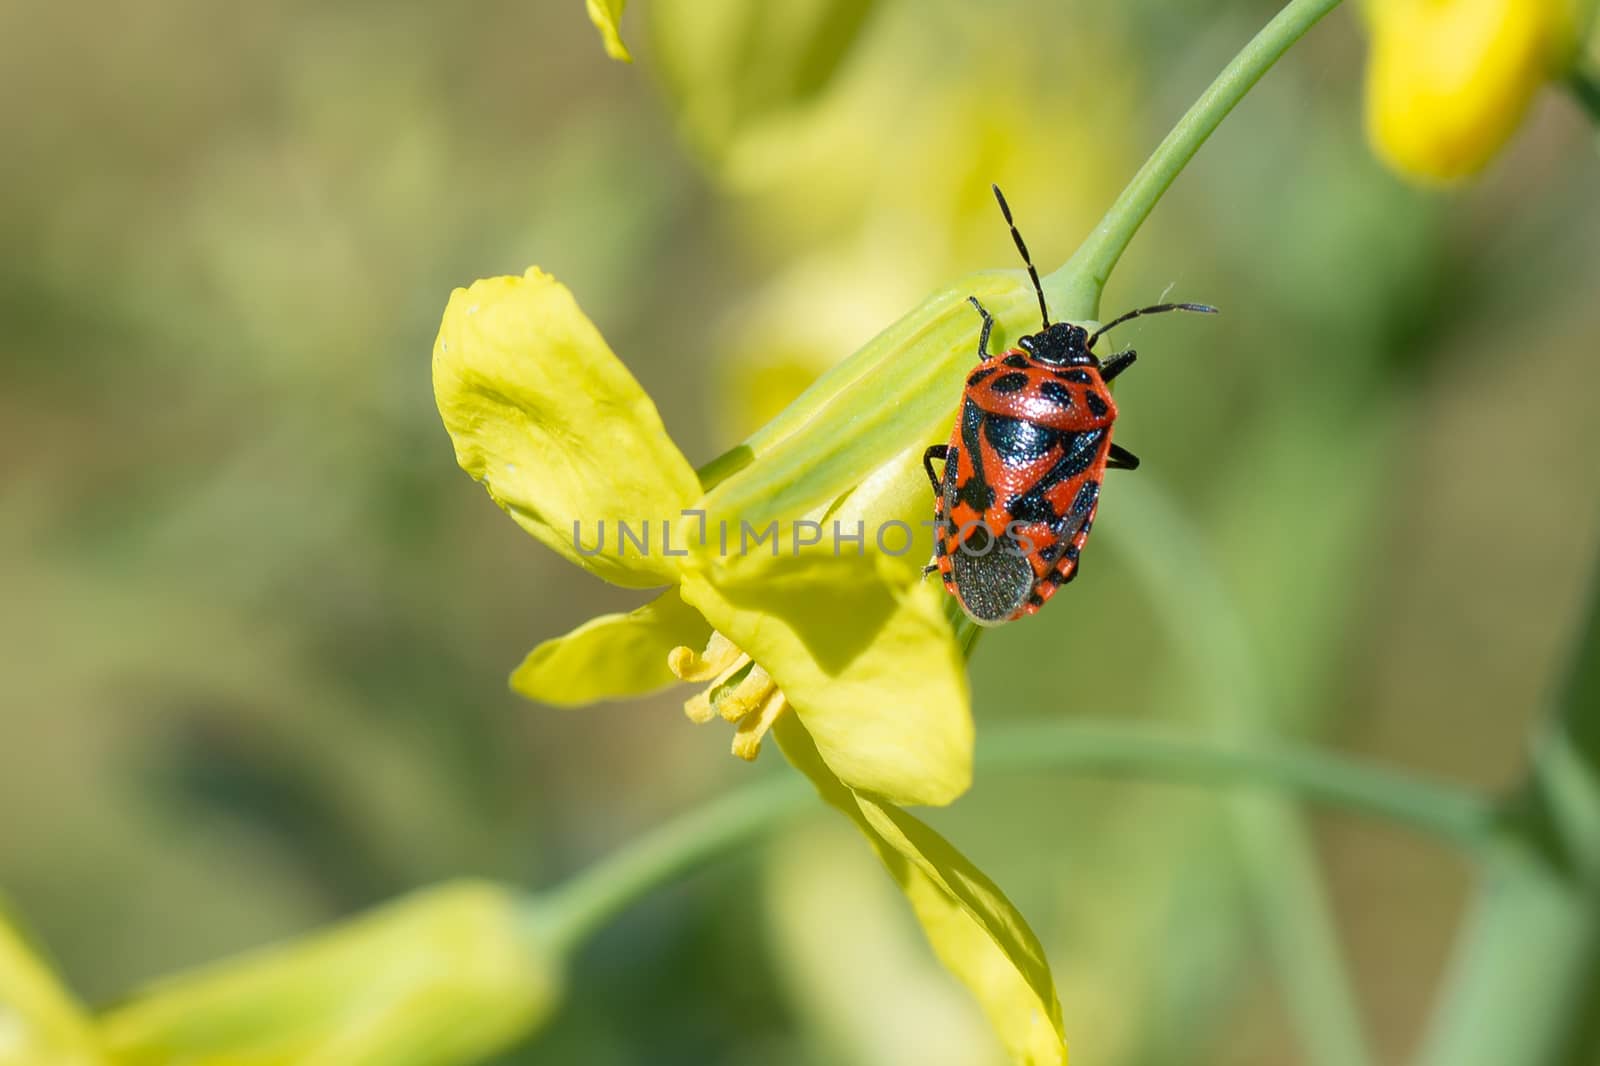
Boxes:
[990,184,1050,329]
[1087,302,1218,349]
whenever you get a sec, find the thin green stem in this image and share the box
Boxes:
[980,722,1494,850]
[531,720,1493,958]
[1106,476,1377,1066]
[1570,71,1600,126]
[1042,0,1345,321]
[535,772,812,956]
[1416,556,1600,1066]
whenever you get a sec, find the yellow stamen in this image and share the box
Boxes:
[715,662,774,723]
[731,690,788,761]
[668,632,791,759]
[667,631,742,682]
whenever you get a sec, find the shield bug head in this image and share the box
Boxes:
[990,183,1215,366]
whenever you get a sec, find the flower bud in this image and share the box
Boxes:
[102,881,560,1066]
[1364,0,1577,182]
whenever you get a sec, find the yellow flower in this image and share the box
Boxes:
[1364,0,1579,182]
[433,266,1017,804]
[101,881,560,1066]
[432,265,1068,1061]
[0,904,104,1066]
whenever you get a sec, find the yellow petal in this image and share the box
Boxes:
[765,828,1001,1061]
[511,588,711,707]
[433,268,701,588]
[102,881,559,1066]
[776,717,1068,1065]
[680,551,971,807]
[1364,0,1574,182]
[585,0,632,62]
[0,905,103,1066]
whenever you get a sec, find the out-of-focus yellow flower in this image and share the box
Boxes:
[101,881,558,1066]
[432,265,1067,1060]
[689,8,1138,442]
[586,0,631,62]
[1364,0,1579,182]
[0,906,103,1066]
[646,0,880,159]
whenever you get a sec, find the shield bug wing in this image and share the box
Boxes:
[949,522,1038,624]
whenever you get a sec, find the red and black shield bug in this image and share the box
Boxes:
[923,184,1216,625]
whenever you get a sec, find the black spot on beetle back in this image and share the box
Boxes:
[983,415,1057,465]
[955,476,995,512]
[1038,379,1074,407]
[990,372,1029,394]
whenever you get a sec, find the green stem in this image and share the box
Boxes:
[1571,71,1600,126]
[1042,0,1345,321]
[1415,559,1600,1066]
[532,720,1493,957]
[535,771,812,956]
[1108,477,1374,1066]
[981,722,1494,849]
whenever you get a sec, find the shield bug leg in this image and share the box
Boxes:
[921,528,947,580]
[1100,349,1137,381]
[1107,443,1140,470]
[922,444,949,495]
[967,296,996,361]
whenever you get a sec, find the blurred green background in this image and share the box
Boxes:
[3,0,1598,1062]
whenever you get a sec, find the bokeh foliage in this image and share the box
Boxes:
[2,0,1598,1063]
